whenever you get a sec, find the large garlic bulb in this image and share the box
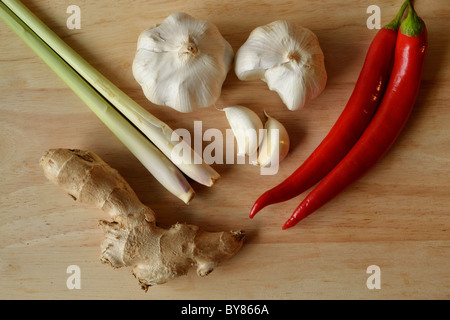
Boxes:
[235,20,327,111]
[132,12,234,113]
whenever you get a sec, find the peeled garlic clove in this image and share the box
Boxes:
[257,111,290,168]
[222,106,263,157]
[132,12,234,113]
[235,20,327,111]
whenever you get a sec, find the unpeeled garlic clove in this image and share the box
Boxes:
[235,20,327,111]
[132,12,234,113]
[222,106,263,157]
[257,111,290,168]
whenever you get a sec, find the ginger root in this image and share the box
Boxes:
[40,148,245,291]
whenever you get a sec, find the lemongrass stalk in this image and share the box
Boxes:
[3,0,220,187]
[0,1,194,204]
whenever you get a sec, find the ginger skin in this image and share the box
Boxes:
[40,149,245,291]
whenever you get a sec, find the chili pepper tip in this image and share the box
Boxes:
[249,202,261,219]
[282,218,295,230]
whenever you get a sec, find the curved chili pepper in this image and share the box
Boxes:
[283,1,427,229]
[250,1,408,219]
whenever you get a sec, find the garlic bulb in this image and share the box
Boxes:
[222,106,263,157]
[257,111,290,168]
[132,12,234,113]
[235,20,327,111]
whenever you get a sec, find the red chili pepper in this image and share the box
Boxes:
[250,1,408,219]
[283,1,427,229]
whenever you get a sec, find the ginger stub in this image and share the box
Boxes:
[40,148,245,291]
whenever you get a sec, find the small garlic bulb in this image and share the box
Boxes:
[132,12,234,113]
[235,20,327,111]
[222,106,263,157]
[257,111,290,168]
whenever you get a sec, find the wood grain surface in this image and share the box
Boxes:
[0,0,449,300]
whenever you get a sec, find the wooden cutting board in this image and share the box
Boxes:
[0,0,449,300]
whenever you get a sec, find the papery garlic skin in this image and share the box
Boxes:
[235,20,327,111]
[257,111,290,169]
[133,12,234,113]
[222,106,263,157]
